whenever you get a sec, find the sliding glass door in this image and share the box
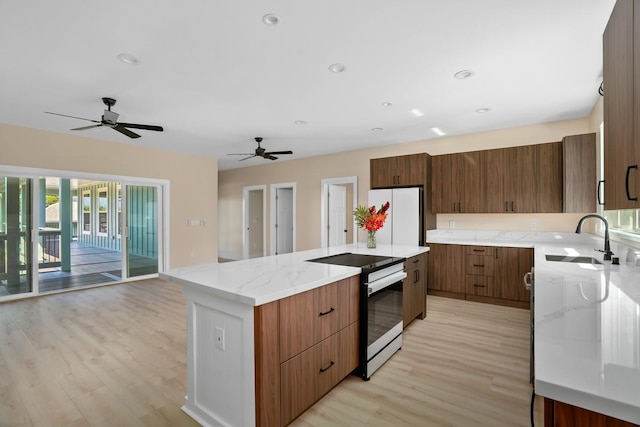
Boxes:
[0,176,32,296]
[126,185,159,278]
[0,168,165,301]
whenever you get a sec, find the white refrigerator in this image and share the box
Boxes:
[368,187,424,246]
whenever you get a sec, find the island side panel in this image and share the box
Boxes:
[254,300,280,427]
[182,286,256,427]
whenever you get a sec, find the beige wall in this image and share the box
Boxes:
[219,116,597,260]
[0,122,218,268]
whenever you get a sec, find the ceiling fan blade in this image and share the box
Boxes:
[117,122,164,132]
[112,124,141,139]
[264,151,293,156]
[264,155,278,160]
[45,111,100,123]
[227,153,254,156]
[71,124,103,131]
[239,155,257,161]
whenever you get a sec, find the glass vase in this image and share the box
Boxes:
[367,230,376,249]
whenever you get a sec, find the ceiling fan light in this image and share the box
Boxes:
[371,127,384,132]
[475,107,491,113]
[294,120,307,125]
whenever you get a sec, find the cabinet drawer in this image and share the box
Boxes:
[466,245,496,256]
[466,255,494,276]
[466,275,495,297]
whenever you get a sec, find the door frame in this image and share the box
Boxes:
[243,184,266,259]
[320,176,358,248]
[270,182,296,256]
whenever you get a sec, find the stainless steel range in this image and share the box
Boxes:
[307,253,406,380]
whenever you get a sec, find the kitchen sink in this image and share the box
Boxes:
[545,254,603,265]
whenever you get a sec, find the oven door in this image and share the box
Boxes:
[366,271,406,360]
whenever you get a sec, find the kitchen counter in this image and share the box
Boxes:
[161,243,428,306]
[427,229,640,424]
[161,243,428,427]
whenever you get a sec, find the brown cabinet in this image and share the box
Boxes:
[255,276,359,426]
[493,246,532,303]
[370,152,436,230]
[603,0,640,210]
[432,143,563,214]
[563,133,597,212]
[544,398,638,427]
[427,243,465,296]
[403,252,427,327]
[428,243,532,308]
[432,151,483,213]
[370,153,425,188]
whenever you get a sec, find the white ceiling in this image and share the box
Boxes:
[0,0,616,171]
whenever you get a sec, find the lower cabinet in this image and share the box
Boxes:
[255,275,360,426]
[544,398,639,427]
[428,243,532,308]
[404,252,427,327]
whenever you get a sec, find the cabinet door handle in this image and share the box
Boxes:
[453,202,456,212]
[413,259,420,263]
[511,201,515,212]
[625,165,638,201]
[473,284,486,288]
[597,180,604,206]
[457,202,461,212]
[473,264,485,267]
[415,270,420,283]
[505,202,509,212]
[495,248,499,259]
[473,249,485,252]
[319,361,335,373]
[319,307,335,316]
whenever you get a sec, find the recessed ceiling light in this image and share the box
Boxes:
[454,69,474,79]
[475,107,491,113]
[431,127,445,136]
[294,120,307,125]
[328,63,346,73]
[262,14,280,25]
[382,102,392,107]
[117,53,139,65]
[410,108,424,117]
[372,127,384,132]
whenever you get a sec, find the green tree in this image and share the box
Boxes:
[45,194,59,207]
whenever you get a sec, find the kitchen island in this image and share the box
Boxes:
[161,243,428,427]
[428,230,640,425]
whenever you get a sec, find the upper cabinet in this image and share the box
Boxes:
[603,0,640,210]
[370,153,436,230]
[370,153,425,188]
[432,151,483,213]
[432,143,564,214]
[563,133,597,213]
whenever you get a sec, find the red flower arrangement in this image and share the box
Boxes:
[354,202,390,248]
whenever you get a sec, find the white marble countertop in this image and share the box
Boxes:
[161,243,428,306]
[427,229,640,424]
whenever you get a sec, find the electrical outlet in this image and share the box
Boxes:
[531,222,537,231]
[449,220,455,229]
[215,327,225,351]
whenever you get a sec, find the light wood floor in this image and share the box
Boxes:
[0,278,543,427]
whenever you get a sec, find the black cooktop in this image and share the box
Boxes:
[306,253,405,270]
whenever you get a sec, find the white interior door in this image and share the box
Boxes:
[328,184,347,247]
[368,189,392,245]
[275,188,293,255]
[243,185,266,259]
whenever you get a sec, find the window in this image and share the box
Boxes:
[98,188,108,235]
[82,190,91,233]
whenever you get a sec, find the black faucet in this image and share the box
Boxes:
[575,214,614,261]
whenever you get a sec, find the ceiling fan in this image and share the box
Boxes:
[45,97,163,139]
[228,137,293,161]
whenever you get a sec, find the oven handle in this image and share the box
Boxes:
[367,271,407,296]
